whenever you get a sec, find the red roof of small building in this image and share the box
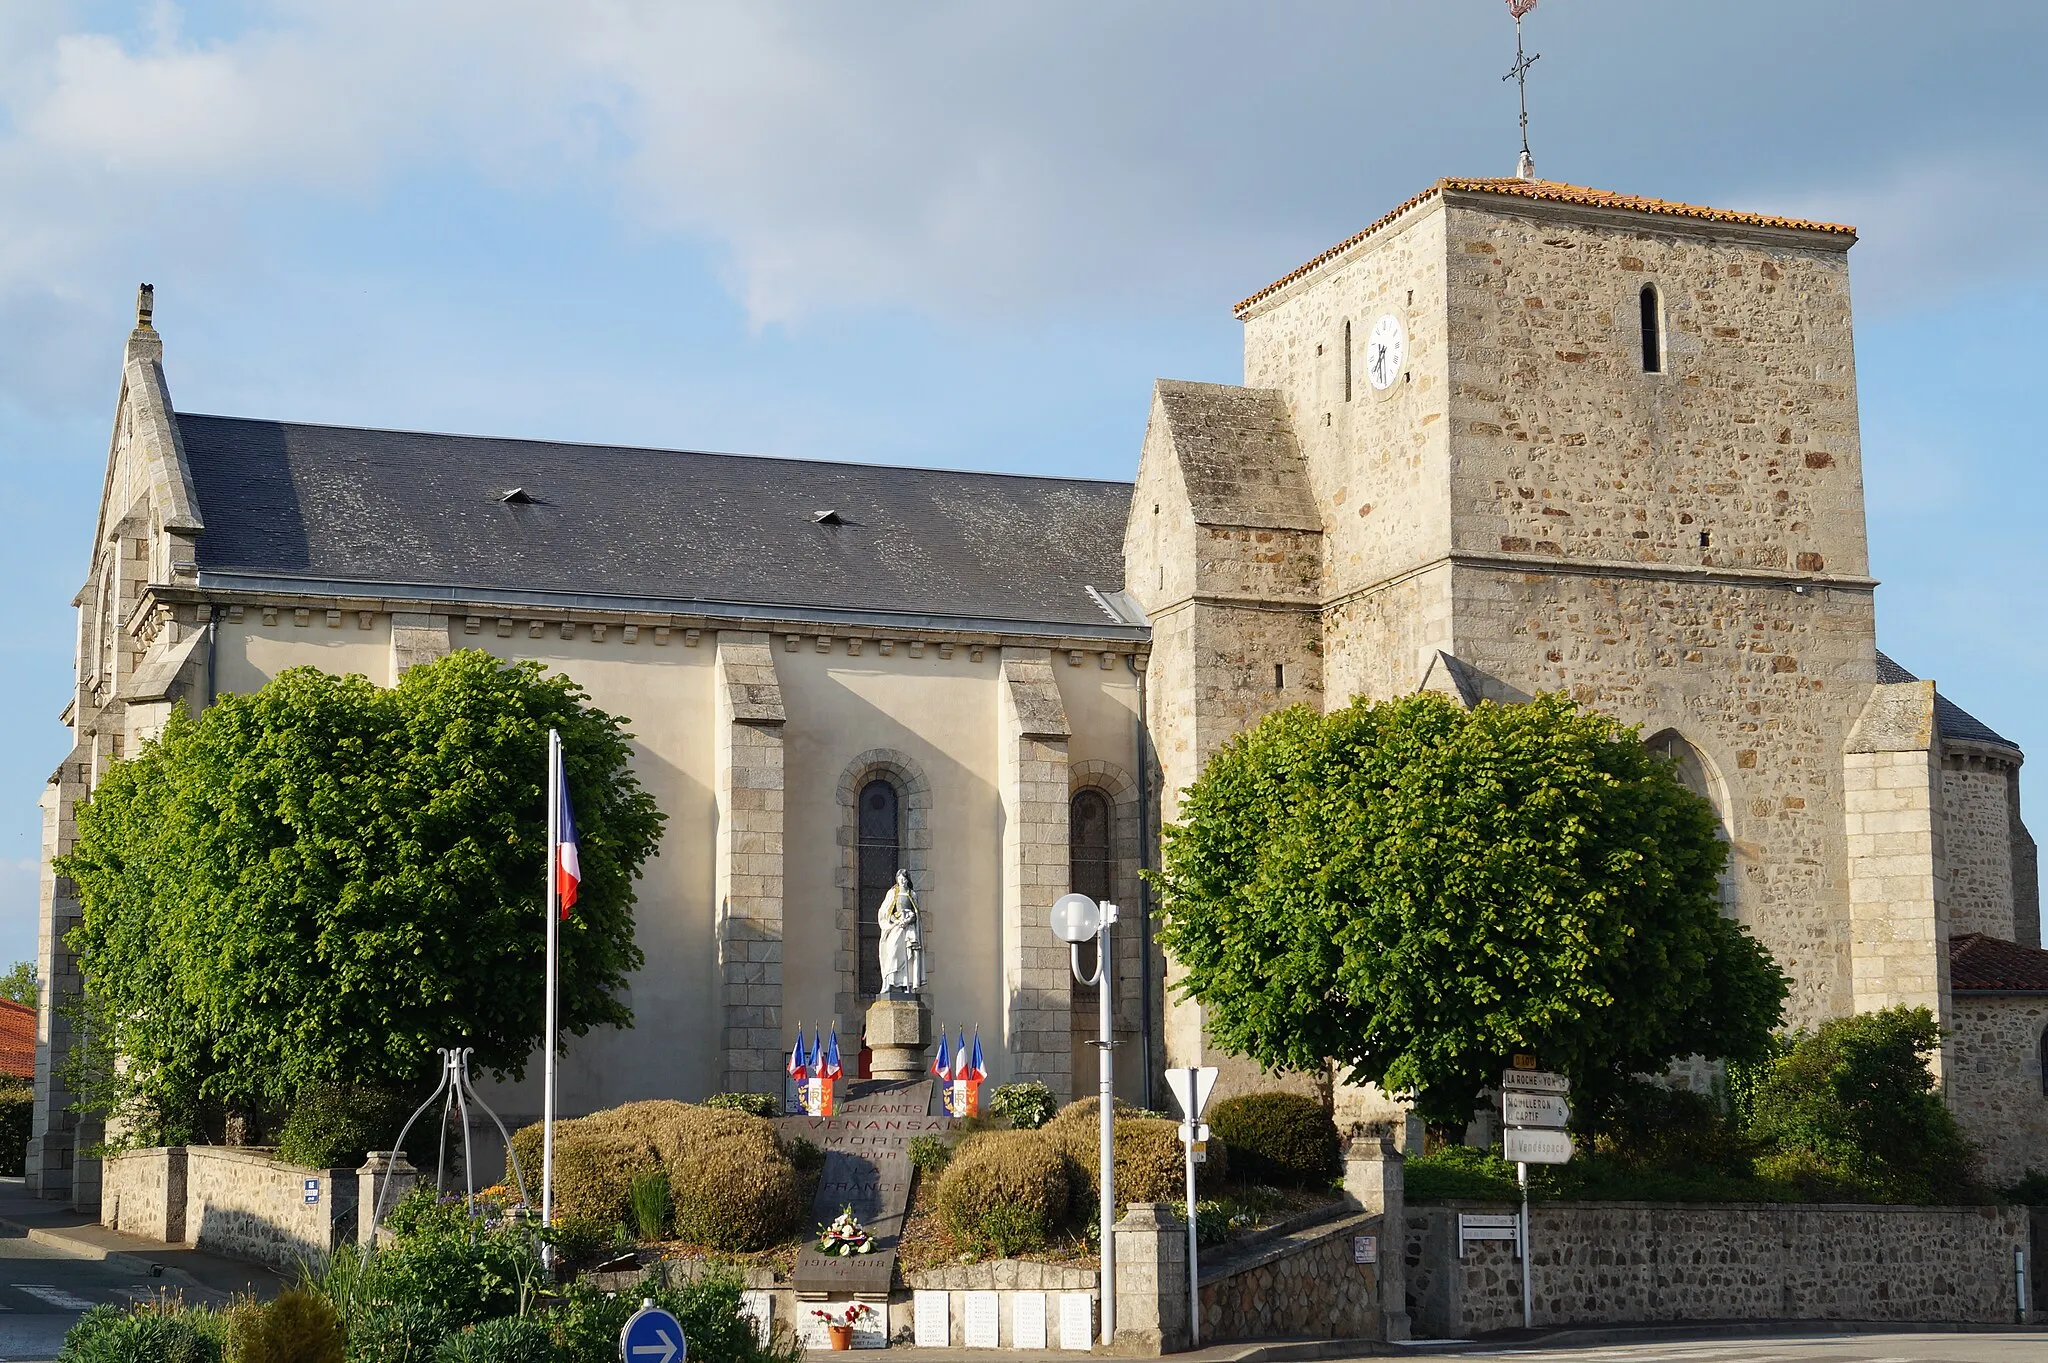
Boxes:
[1949,933,2048,994]
[0,1000,35,1080]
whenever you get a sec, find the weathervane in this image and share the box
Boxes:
[1503,0,1541,181]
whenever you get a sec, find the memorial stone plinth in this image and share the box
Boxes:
[865,996,930,1080]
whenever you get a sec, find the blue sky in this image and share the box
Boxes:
[3,1,2045,965]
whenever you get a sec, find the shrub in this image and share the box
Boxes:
[59,1303,228,1363]
[988,1082,1057,1130]
[630,1167,673,1241]
[509,1100,801,1251]
[340,1298,448,1363]
[0,1080,30,1177]
[782,1134,825,1177]
[277,1085,416,1170]
[936,1130,1068,1256]
[1209,1092,1339,1187]
[549,1268,801,1363]
[2006,1170,2048,1206]
[505,1120,657,1226]
[1586,1080,1750,1176]
[336,1187,541,1333]
[232,1288,344,1363]
[541,1215,616,1266]
[658,1107,802,1250]
[908,1134,951,1175]
[704,1092,782,1119]
[434,1316,555,1363]
[1044,1098,1225,1213]
[1403,1144,1519,1203]
[1747,1006,1980,1203]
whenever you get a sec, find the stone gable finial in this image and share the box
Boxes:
[136,283,154,330]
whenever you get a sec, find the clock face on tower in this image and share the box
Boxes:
[1366,313,1406,391]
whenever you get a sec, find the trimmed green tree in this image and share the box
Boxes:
[1153,692,1787,1127]
[1748,1006,1979,1202]
[58,649,664,1142]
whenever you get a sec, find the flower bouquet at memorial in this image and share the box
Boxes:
[816,1205,875,1255]
[812,1302,875,1352]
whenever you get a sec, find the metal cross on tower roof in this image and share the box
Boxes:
[1503,0,1541,181]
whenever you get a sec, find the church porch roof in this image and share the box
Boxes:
[1950,932,2048,994]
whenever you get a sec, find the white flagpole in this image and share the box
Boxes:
[542,728,561,1230]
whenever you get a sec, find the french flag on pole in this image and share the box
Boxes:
[553,746,581,918]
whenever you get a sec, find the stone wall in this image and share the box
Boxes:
[1198,1209,1381,1344]
[184,1148,350,1271]
[100,1147,185,1242]
[1949,994,2048,1187]
[1944,758,2018,941]
[1405,1201,2028,1336]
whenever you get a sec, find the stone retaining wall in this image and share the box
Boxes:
[100,1146,354,1271]
[1197,1209,1380,1343]
[100,1147,185,1243]
[1406,1200,2029,1336]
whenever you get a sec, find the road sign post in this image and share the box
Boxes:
[1499,1069,1573,1332]
[1165,1066,1218,1348]
[621,1300,686,1363]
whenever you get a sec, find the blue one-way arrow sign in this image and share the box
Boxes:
[620,1303,687,1363]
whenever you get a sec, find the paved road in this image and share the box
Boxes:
[0,1226,199,1362]
[1421,1332,2048,1362]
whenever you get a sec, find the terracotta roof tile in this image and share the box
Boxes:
[0,1000,34,1081]
[1950,933,2048,993]
[1233,177,1857,318]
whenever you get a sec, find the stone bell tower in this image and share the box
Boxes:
[1129,177,1925,1093]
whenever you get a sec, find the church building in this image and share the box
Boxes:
[33,174,2048,1204]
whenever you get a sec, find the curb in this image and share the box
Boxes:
[0,1215,223,1301]
[1398,1319,2048,1351]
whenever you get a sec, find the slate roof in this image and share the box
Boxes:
[1873,652,2018,751]
[1235,177,1857,317]
[176,414,1137,631]
[1950,933,2048,993]
[1152,381,1318,531]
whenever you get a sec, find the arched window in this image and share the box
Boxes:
[1646,729,1735,912]
[856,778,902,998]
[1341,320,1354,402]
[1070,790,1114,978]
[1071,790,1113,903]
[1640,284,1664,374]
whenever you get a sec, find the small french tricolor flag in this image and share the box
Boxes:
[553,745,581,918]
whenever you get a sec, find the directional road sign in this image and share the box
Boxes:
[1499,1069,1569,1094]
[1502,1092,1570,1129]
[1502,1128,1574,1165]
[621,1304,687,1363]
[1165,1067,1219,1122]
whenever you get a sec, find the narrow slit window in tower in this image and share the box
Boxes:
[1640,284,1664,374]
[1275,663,1285,689]
[1342,321,1353,402]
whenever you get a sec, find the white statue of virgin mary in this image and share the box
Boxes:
[877,870,923,995]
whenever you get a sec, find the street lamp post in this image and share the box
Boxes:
[1052,891,1118,1347]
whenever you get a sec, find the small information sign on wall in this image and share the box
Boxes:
[302,1179,320,1206]
[1057,1293,1095,1351]
[1352,1234,1377,1264]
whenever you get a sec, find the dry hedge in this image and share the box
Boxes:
[1045,1097,1227,1213]
[505,1099,800,1249]
[935,1130,1069,1256]
[505,1119,657,1225]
